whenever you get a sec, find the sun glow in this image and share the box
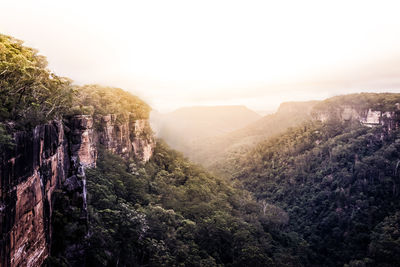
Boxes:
[2,0,400,111]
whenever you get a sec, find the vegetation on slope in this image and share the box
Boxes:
[80,142,309,266]
[227,116,400,266]
[153,101,317,169]
[203,101,317,170]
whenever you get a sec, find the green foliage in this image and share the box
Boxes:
[7,33,400,267]
[69,84,151,120]
[49,188,88,267]
[185,101,317,168]
[0,123,13,148]
[368,212,400,266]
[0,34,75,128]
[227,118,400,266]
[0,34,149,132]
[84,142,309,266]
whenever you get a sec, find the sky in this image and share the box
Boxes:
[1,0,400,112]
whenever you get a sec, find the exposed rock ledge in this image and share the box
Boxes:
[98,114,154,161]
[312,105,400,131]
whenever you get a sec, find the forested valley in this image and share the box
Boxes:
[1,33,400,267]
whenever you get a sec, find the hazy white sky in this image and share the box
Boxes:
[1,0,400,111]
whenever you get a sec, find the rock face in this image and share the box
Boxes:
[98,115,155,161]
[131,119,154,162]
[0,121,70,267]
[312,105,400,131]
[0,115,154,267]
[67,115,97,168]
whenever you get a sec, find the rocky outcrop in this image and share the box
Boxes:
[98,115,155,161]
[312,105,400,131]
[0,114,154,267]
[67,115,97,167]
[131,119,154,162]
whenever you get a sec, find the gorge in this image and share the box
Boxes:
[1,33,400,267]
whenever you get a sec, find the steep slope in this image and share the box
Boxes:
[79,141,309,267]
[226,93,400,266]
[150,105,261,153]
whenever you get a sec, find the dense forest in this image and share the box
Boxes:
[222,115,400,266]
[49,142,310,266]
[2,33,400,267]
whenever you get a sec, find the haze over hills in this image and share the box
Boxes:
[200,101,319,167]
[2,7,400,265]
[150,105,261,153]
[152,100,319,167]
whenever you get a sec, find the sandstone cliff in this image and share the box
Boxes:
[312,104,400,131]
[98,115,154,161]
[0,115,154,267]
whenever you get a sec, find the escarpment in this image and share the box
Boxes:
[98,115,154,161]
[311,94,400,130]
[0,115,154,267]
[313,105,400,128]
[0,121,68,267]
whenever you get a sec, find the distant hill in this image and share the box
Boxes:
[186,101,319,168]
[150,105,262,153]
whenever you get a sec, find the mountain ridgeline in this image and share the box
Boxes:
[1,33,400,267]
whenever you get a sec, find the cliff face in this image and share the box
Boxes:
[98,115,154,161]
[312,105,400,131]
[0,115,154,267]
[0,121,70,267]
[67,115,97,168]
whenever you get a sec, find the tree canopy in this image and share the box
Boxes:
[0,34,75,128]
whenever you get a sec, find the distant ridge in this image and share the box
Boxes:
[190,100,318,167]
[150,105,261,153]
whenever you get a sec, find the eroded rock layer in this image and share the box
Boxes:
[0,115,154,267]
[312,105,400,130]
[98,115,154,161]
